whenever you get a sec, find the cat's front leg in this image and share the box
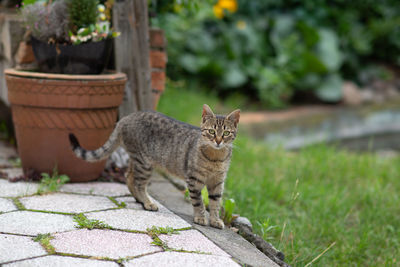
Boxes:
[207,180,225,229]
[187,176,208,226]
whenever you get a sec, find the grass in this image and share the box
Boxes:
[73,213,112,230]
[33,233,55,254]
[158,81,400,266]
[147,226,179,251]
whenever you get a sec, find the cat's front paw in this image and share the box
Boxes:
[194,216,209,226]
[143,202,159,211]
[210,218,224,229]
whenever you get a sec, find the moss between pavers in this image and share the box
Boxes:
[107,196,126,208]
[27,209,75,216]
[55,252,119,263]
[73,213,113,230]
[146,226,210,255]
[33,233,55,254]
[11,197,26,210]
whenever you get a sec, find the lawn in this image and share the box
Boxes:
[158,81,400,266]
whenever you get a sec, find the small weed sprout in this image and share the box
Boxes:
[147,226,179,236]
[201,187,209,209]
[107,196,127,208]
[184,188,190,201]
[257,219,278,241]
[37,167,69,194]
[33,233,55,254]
[222,198,237,225]
[73,213,112,230]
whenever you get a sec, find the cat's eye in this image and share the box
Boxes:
[208,129,216,135]
[223,131,230,136]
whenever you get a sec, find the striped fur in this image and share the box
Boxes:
[68,104,240,229]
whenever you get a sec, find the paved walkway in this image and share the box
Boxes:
[0,142,278,267]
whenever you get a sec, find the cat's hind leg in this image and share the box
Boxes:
[125,156,158,211]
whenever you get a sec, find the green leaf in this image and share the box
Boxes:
[297,20,319,47]
[202,187,209,208]
[179,54,209,73]
[316,29,343,72]
[223,198,236,225]
[301,51,328,74]
[315,74,343,102]
[222,64,247,88]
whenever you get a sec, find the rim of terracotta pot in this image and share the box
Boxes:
[4,68,126,81]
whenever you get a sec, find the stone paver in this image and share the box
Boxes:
[51,229,161,259]
[0,234,46,264]
[125,251,240,267]
[0,179,38,197]
[0,211,76,235]
[4,255,119,267]
[0,198,16,212]
[160,229,230,257]
[85,209,191,231]
[20,193,117,213]
[0,144,17,158]
[60,182,130,197]
[116,196,173,214]
[0,168,24,179]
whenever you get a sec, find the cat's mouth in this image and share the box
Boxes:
[213,142,224,149]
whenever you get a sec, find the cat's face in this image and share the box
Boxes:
[200,104,240,149]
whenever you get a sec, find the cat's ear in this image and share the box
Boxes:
[202,104,215,121]
[227,109,240,127]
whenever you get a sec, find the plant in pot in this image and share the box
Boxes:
[5,0,127,182]
[22,0,120,74]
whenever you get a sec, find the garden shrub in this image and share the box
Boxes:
[152,0,400,108]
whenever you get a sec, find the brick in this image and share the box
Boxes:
[150,50,167,69]
[60,182,131,197]
[0,233,46,264]
[0,211,76,235]
[149,28,166,48]
[4,255,119,267]
[159,229,230,257]
[85,209,190,231]
[115,196,172,214]
[51,229,161,259]
[151,71,166,92]
[0,179,38,197]
[20,193,117,213]
[125,251,240,267]
[0,198,16,213]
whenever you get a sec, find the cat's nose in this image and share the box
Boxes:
[216,137,222,145]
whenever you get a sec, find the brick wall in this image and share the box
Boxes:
[149,28,167,110]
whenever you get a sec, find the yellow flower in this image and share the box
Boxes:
[236,20,246,30]
[97,4,105,13]
[213,5,224,19]
[217,0,237,13]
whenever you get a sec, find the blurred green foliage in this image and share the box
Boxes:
[152,0,400,108]
[68,0,99,33]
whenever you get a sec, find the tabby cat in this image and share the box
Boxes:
[69,104,240,229]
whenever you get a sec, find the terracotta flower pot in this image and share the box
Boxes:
[5,69,126,182]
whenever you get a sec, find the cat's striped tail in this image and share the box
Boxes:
[69,128,121,162]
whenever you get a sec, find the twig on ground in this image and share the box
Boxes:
[304,241,336,267]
